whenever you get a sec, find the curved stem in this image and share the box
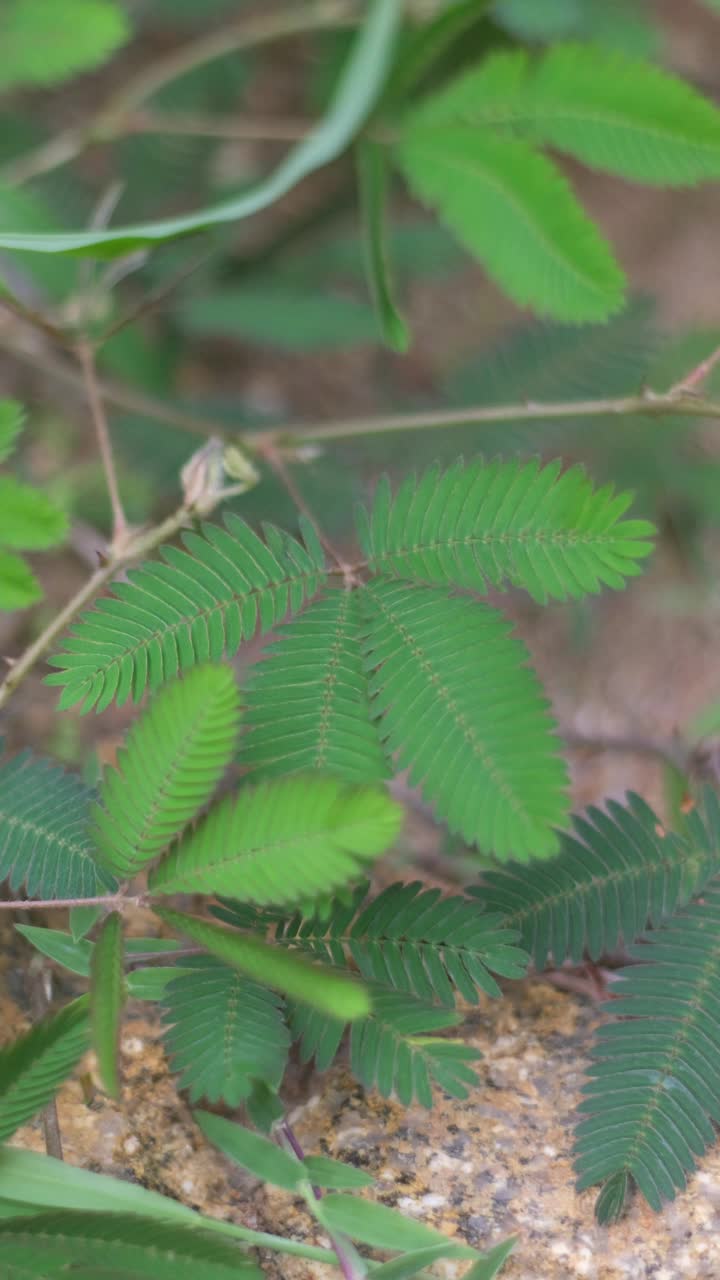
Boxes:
[0,0,362,187]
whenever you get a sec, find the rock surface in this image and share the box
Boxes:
[7,975,720,1280]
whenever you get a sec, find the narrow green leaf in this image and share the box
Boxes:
[69,904,103,941]
[126,966,198,1001]
[357,140,409,352]
[321,1193,450,1249]
[302,1155,375,1190]
[370,1243,479,1278]
[195,1111,304,1191]
[397,125,625,322]
[464,1237,518,1279]
[0,998,90,1142]
[154,908,371,1019]
[90,912,126,1098]
[15,926,93,977]
[0,0,130,90]
[0,0,402,257]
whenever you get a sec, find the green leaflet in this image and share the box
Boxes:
[0,0,402,256]
[419,43,720,185]
[46,514,327,712]
[474,788,720,968]
[91,665,240,877]
[289,984,480,1107]
[0,998,90,1142]
[0,478,67,550]
[242,591,390,785]
[0,1212,261,1278]
[195,1112,305,1192]
[0,750,115,899]
[396,124,625,323]
[356,138,409,352]
[355,458,655,604]
[575,882,720,1217]
[0,0,129,90]
[149,774,402,905]
[154,908,371,1020]
[370,1243,484,1279]
[90,912,126,1098]
[162,956,290,1105]
[361,580,568,859]
[246,879,529,1006]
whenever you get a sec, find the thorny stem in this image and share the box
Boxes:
[77,341,128,543]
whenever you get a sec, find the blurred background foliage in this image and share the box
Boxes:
[3,0,720,713]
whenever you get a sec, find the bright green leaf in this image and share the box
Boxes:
[90,912,126,1098]
[302,1155,375,1190]
[0,0,130,90]
[321,1193,451,1249]
[0,551,41,610]
[397,124,625,322]
[15,926,93,977]
[154,907,371,1020]
[149,775,402,905]
[195,1111,304,1191]
[370,1243,480,1278]
[0,477,67,550]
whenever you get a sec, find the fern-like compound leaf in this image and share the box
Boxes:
[149,774,402,904]
[473,789,720,969]
[154,907,370,1020]
[92,666,240,878]
[46,514,326,712]
[356,458,655,604]
[258,880,529,1006]
[0,1211,261,1277]
[575,882,720,1215]
[0,751,115,900]
[162,956,290,1106]
[90,912,125,1099]
[0,997,90,1142]
[243,591,389,784]
[415,45,720,186]
[397,123,624,322]
[290,986,479,1107]
[361,580,567,858]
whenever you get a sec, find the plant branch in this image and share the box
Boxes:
[126,109,314,143]
[77,340,128,543]
[671,343,720,395]
[0,493,221,712]
[254,387,720,449]
[0,0,363,188]
[2,894,144,912]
